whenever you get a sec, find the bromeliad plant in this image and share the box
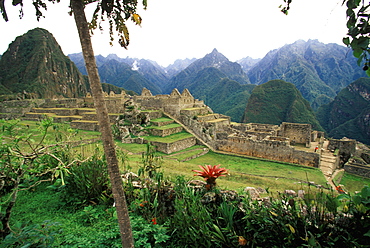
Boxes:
[193,164,228,190]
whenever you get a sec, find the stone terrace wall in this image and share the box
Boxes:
[0,99,45,118]
[217,136,319,167]
[362,152,370,164]
[180,107,210,117]
[141,110,163,120]
[150,136,196,154]
[149,126,183,137]
[41,98,85,108]
[344,163,370,178]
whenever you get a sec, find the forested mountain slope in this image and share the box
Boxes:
[316,77,370,144]
[0,28,89,98]
[246,40,365,110]
[242,79,323,131]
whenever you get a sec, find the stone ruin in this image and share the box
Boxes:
[134,88,208,116]
[3,87,362,171]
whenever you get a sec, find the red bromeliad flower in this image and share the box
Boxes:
[193,164,228,189]
[151,217,157,225]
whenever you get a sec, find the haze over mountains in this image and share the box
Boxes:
[0,28,369,144]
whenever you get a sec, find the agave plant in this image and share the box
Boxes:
[193,164,228,190]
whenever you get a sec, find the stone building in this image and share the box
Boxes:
[280,122,312,147]
[133,88,207,116]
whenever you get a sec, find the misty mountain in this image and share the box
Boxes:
[159,49,253,121]
[0,28,89,99]
[242,79,323,131]
[237,56,261,73]
[69,53,166,94]
[116,57,169,88]
[246,40,365,109]
[316,77,370,144]
[164,48,249,93]
[164,58,197,78]
[97,59,162,95]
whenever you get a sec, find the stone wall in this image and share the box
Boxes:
[150,136,196,154]
[180,107,210,117]
[149,126,183,137]
[134,88,205,116]
[151,119,174,127]
[41,98,85,108]
[217,136,319,167]
[344,163,370,178]
[0,99,45,118]
[141,110,163,120]
[281,122,311,147]
[179,114,218,149]
[328,139,356,155]
[70,121,100,132]
[362,152,370,164]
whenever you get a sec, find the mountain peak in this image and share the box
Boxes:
[0,28,88,98]
[211,48,219,54]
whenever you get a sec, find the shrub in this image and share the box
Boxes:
[61,154,112,207]
[0,221,62,248]
[166,176,213,247]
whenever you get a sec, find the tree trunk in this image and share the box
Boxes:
[0,177,20,239]
[70,1,134,247]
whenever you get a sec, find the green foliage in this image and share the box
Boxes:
[0,117,76,238]
[131,214,170,248]
[342,0,370,74]
[166,176,213,247]
[0,221,62,248]
[139,143,163,178]
[61,152,112,207]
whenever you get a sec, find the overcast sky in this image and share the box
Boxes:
[1,0,347,66]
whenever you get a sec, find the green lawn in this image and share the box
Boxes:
[150,117,173,122]
[146,123,181,130]
[143,132,193,143]
[3,120,368,194]
[335,171,370,192]
[185,151,328,193]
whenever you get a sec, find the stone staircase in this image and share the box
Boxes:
[320,151,337,177]
[163,111,216,152]
[319,141,339,190]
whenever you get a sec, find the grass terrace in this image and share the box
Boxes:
[143,131,193,143]
[146,123,181,130]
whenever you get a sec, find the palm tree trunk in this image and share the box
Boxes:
[70,0,134,247]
